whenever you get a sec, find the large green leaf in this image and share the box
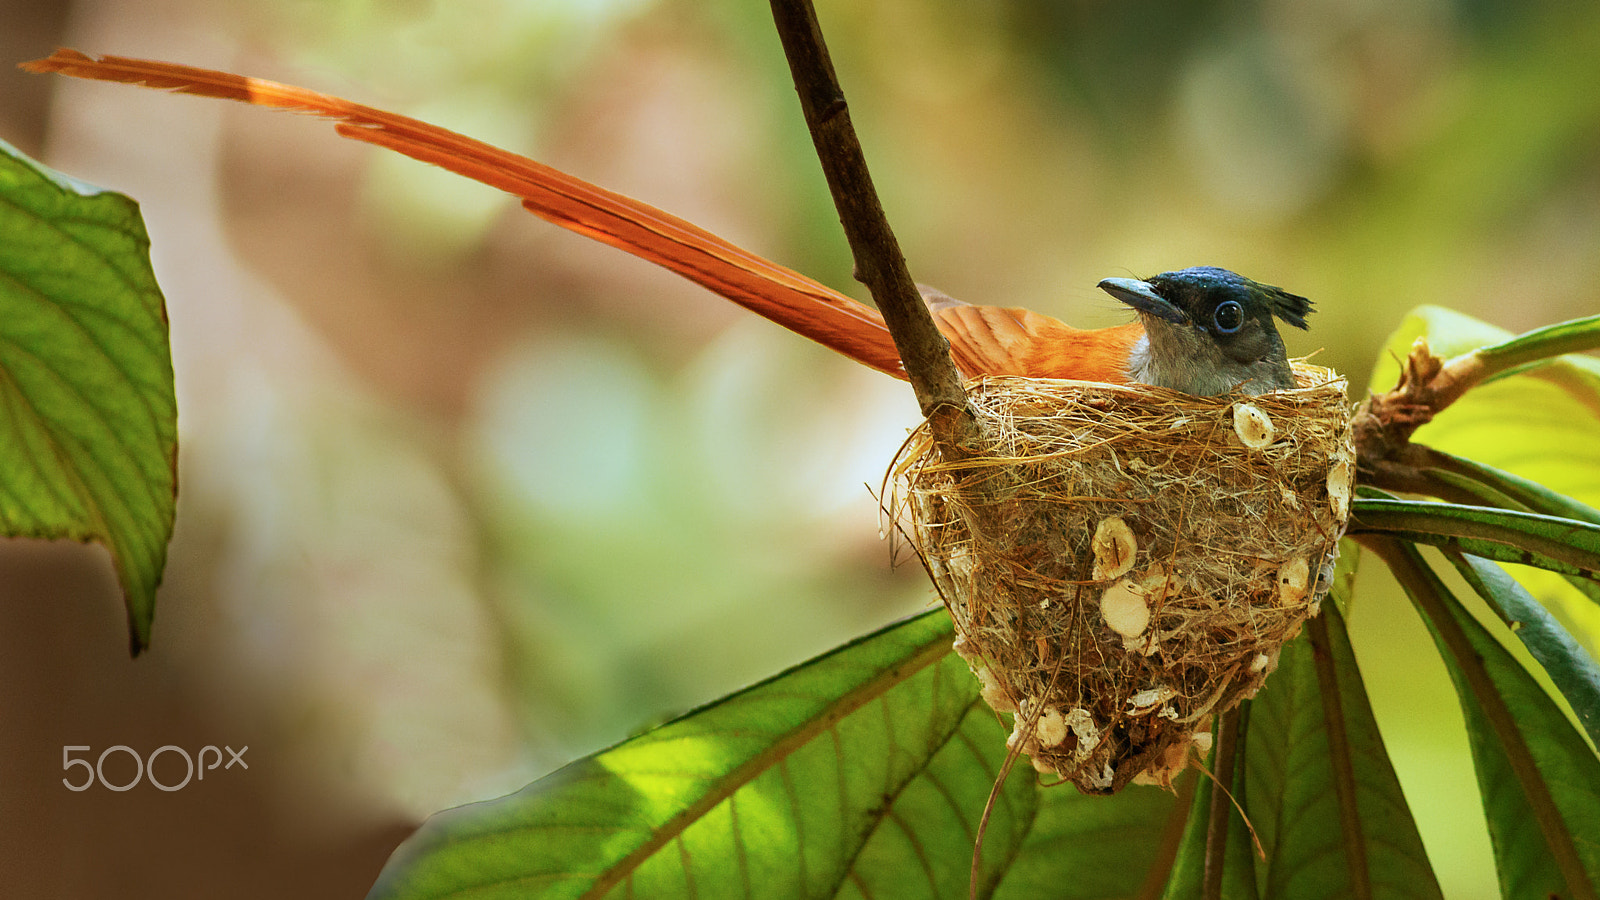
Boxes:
[0,139,176,653]
[1384,542,1600,900]
[1239,607,1443,900]
[1113,599,1440,900]
[1161,587,1440,899]
[993,773,1183,900]
[369,608,1182,900]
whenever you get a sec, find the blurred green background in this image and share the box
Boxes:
[2,0,1598,896]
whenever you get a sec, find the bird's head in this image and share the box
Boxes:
[1097,266,1312,396]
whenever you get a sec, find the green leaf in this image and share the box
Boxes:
[1445,552,1600,750]
[0,139,176,653]
[993,774,1182,900]
[369,609,1181,900]
[1383,542,1600,900]
[1414,452,1600,619]
[1350,498,1600,584]
[1239,606,1444,900]
[1150,597,1440,900]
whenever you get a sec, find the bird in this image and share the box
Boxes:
[21,50,1312,396]
[929,268,1311,395]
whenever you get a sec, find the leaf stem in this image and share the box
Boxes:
[1348,498,1600,577]
[1474,313,1600,375]
[1421,448,1600,526]
[1135,773,1200,900]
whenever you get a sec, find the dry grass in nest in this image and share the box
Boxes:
[890,363,1353,794]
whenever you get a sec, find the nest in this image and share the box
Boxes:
[891,363,1353,794]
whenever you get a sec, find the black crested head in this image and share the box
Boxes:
[1097,266,1313,395]
[1144,266,1313,331]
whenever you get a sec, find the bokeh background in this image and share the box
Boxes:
[2,0,1598,896]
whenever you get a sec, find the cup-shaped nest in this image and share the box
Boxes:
[892,363,1352,794]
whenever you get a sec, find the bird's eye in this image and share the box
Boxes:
[1213,300,1244,334]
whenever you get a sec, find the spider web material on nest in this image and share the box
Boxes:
[891,363,1353,794]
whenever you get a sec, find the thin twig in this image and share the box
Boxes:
[766,0,977,451]
[969,742,1023,900]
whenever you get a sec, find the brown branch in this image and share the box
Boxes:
[1357,442,1497,506]
[1354,324,1600,496]
[1353,338,1446,482]
[1354,338,1501,496]
[766,0,977,451]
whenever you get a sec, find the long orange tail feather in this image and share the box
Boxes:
[22,49,910,378]
[23,49,1143,385]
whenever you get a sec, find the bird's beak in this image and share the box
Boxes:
[1097,278,1189,325]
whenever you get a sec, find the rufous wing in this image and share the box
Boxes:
[927,292,1141,382]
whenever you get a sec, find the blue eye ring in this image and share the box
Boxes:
[1213,300,1244,334]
